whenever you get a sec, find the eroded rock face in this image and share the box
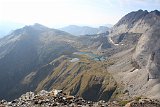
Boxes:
[110,10,160,77]
[108,10,160,100]
[128,16,160,100]
[134,26,160,77]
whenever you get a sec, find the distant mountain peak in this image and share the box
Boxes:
[33,23,47,28]
[20,23,50,33]
[59,25,109,36]
[29,23,49,29]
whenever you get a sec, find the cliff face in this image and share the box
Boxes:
[108,10,160,99]
[131,11,160,80]
[109,10,160,73]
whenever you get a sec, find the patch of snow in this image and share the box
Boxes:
[52,89,62,96]
[134,69,139,72]
[97,43,103,51]
[38,90,49,96]
[70,58,79,62]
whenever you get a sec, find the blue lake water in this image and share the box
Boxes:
[73,52,107,61]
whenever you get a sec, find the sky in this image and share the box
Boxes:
[0,0,160,28]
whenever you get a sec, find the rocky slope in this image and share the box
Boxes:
[108,10,160,100]
[77,32,112,52]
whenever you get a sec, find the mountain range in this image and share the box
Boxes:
[59,25,110,36]
[0,10,160,104]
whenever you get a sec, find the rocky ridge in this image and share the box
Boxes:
[0,89,109,107]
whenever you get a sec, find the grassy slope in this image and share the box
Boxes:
[33,55,117,101]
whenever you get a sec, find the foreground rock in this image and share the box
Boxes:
[0,89,108,107]
[0,89,160,107]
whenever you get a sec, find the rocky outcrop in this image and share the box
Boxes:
[0,89,109,107]
[1,89,159,107]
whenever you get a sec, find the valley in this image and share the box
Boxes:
[0,9,160,107]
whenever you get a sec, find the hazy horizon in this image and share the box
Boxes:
[0,0,160,37]
[1,0,160,28]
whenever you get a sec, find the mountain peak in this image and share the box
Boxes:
[150,10,160,16]
[10,23,49,35]
[33,23,47,28]
[115,9,148,27]
[23,23,49,31]
[137,9,148,12]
